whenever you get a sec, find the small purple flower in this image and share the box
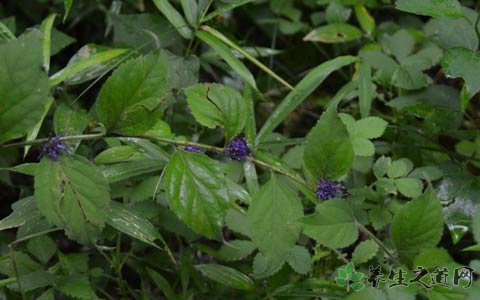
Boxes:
[316,180,348,201]
[184,145,204,153]
[227,134,251,161]
[41,136,69,161]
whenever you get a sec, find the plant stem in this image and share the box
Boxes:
[1,133,312,195]
[248,157,314,192]
[114,233,128,300]
[357,222,400,265]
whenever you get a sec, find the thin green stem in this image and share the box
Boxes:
[9,250,25,300]
[357,222,399,265]
[114,233,128,300]
[248,157,313,192]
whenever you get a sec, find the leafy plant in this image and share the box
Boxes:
[0,0,480,299]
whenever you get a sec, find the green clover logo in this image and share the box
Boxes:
[335,262,365,292]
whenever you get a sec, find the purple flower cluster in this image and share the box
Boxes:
[184,145,204,153]
[41,137,68,161]
[316,179,348,201]
[227,134,251,161]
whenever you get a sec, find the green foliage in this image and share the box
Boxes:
[0,0,479,298]
[163,151,230,238]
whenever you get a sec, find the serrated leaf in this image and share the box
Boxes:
[352,240,379,264]
[304,107,354,179]
[369,207,392,230]
[286,245,312,274]
[352,117,388,139]
[0,197,41,231]
[395,177,423,198]
[302,200,359,249]
[441,48,480,110]
[195,264,255,290]
[96,51,170,134]
[56,273,95,299]
[395,0,463,18]
[387,158,414,179]
[373,156,391,179]
[0,30,49,143]
[7,270,54,292]
[27,236,57,265]
[164,151,230,238]
[248,177,303,266]
[391,190,444,263]
[185,83,247,139]
[252,252,284,278]
[53,104,89,136]
[34,155,110,244]
[225,209,250,237]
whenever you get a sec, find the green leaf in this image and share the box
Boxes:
[369,207,392,230]
[472,207,480,244]
[164,151,231,238]
[358,61,373,118]
[0,197,41,231]
[391,190,444,263]
[225,209,250,237]
[195,264,255,290]
[252,252,284,278]
[106,201,164,249]
[352,240,379,264]
[23,97,54,157]
[352,117,388,139]
[111,14,181,51]
[49,47,128,87]
[8,270,54,292]
[354,6,375,35]
[302,200,359,249]
[395,177,423,198]
[248,177,303,265]
[146,268,178,300]
[63,0,73,21]
[34,155,110,244]
[387,158,414,179]
[441,48,480,110]
[217,240,256,261]
[0,31,49,143]
[203,0,256,22]
[180,0,198,25]
[102,160,165,183]
[256,55,357,144]
[304,107,354,179]
[152,0,192,39]
[185,83,247,139]
[392,65,430,90]
[27,236,57,265]
[196,30,256,88]
[424,8,478,50]
[202,25,292,90]
[395,0,463,18]
[53,104,89,136]
[95,146,139,164]
[304,23,363,43]
[286,245,311,274]
[373,156,391,179]
[40,13,57,72]
[96,51,170,134]
[56,273,95,299]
